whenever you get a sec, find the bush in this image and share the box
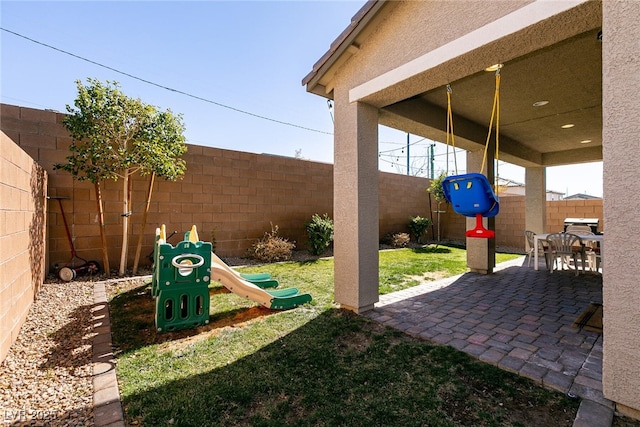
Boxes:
[249,224,295,263]
[391,232,410,248]
[305,214,334,255]
[381,232,410,248]
[409,216,432,243]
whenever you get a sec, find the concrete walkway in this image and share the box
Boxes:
[92,281,125,427]
[365,256,612,427]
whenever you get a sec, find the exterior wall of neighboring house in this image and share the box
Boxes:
[500,184,566,201]
[0,130,47,363]
[546,192,565,201]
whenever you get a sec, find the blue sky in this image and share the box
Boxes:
[1,1,602,197]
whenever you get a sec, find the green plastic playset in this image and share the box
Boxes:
[152,225,312,332]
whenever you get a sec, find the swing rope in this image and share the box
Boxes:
[445,84,458,176]
[480,69,501,193]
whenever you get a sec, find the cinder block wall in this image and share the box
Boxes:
[379,172,435,239]
[0,130,47,362]
[546,199,604,233]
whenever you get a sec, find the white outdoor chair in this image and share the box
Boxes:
[524,230,552,271]
[565,227,601,272]
[545,232,588,275]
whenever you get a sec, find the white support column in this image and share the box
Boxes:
[465,150,495,274]
[333,100,379,313]
[524,167,547,234]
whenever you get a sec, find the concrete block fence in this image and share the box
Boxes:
[0,129,47,362]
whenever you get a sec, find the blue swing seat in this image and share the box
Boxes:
[442,173,500,238]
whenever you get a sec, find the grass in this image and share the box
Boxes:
[109,246,579,426]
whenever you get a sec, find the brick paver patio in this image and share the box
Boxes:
[365,257,609,408]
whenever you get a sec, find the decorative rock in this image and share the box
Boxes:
[0,281,95,425]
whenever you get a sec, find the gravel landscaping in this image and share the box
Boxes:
[0,280,95,426]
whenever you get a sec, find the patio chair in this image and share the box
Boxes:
[564,227,600,272]
[545,232,588,275]
[524,230,552,271]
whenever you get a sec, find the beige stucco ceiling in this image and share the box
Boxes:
[383,28,603,168]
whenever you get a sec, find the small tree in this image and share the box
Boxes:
[57,78,187,276]
[428,173,448,243]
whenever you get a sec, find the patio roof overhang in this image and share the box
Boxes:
[303,0,603,170]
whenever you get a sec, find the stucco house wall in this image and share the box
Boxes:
[601,0,640,418]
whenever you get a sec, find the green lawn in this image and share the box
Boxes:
[109,246,579,426]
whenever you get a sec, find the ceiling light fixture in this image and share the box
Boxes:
[485,63,503,72]
[532,100,549,107]
[561,124,575,129]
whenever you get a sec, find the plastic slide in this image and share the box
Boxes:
[210,252,278,289]
[210,259,312,310]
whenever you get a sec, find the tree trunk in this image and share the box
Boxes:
[118,169,131,275]
[436,201,443,245]
[132,172,155,275]
[428,193,436,241]
[95,181,110,277]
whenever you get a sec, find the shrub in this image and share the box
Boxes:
[409,216,432,243]
[391,232,410,248]
[305,214,334,255]
[381,232,410,248]
[249,224,295,263]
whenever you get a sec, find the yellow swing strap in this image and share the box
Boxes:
[446,84,458,175]
[480,69,501,192]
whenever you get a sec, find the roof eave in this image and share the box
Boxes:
[302,0,387,98]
